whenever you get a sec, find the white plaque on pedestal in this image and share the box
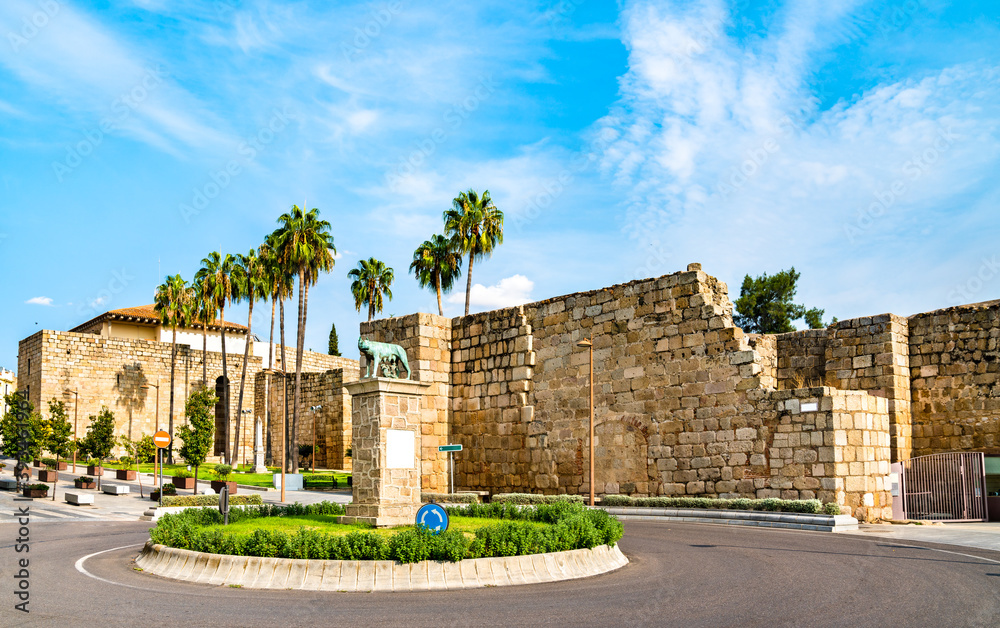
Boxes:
[386,429,415,469]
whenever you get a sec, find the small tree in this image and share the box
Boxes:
[46,399,74,468]
[328,322,340,356]
[733,267,831,334]
[179,388,217,495]
[117,434,146,497]
[0,393,44,485]
[83,407,117,489]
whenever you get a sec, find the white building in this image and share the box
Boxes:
[0,367,15,416]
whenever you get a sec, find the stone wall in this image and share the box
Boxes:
[908,301,1000,456]
[776,329,828,389]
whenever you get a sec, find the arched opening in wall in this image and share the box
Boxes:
[592,417,656,496]
[214,376,229,457]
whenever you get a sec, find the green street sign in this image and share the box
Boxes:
[438,444,463,452]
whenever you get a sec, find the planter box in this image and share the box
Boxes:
[172,477,196,489]
[54,461,68,471]
[116,469,137,481]
[22,488,48,498]
[38,470,59,482]
[87,465,104,475]
[210,480,237,494]
[74,480,96,490]
[32,460,41,468]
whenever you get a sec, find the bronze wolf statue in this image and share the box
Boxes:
[358,337,411,379]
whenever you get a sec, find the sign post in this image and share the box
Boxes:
[219,484,230,526]
[153,430,171,507]
[438,444,462,495]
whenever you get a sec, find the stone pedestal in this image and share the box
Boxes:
[341,378,430,527]
[253,418,267,474]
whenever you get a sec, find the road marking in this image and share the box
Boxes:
[882,543,1000,565]
[75,543,146,590]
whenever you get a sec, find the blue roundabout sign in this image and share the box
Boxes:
[416,503,449,535]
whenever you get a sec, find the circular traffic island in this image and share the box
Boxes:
[136,501,627,591]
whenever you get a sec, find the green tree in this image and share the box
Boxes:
[230,247,267,465]
[178,388,218,495]
[275,205,336,472]
[260,231,295,471]
[733,267,830,334]
[328,322,340,356]
[444,189,504,316]
[45,399,74,465]
[82,406,117,489]
[196,250,235,463]
[154,273,193,463]
[349,257,394,322]
[0,393,44,463]
[409,234,463,316]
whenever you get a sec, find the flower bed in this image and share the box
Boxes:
[601,495,842,515]
[149,501,623,564]
[161,494,264,507]
[491,493,585,505]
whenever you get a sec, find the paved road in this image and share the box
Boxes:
[3,519,999,627]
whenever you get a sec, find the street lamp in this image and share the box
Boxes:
[576,337,595,507]
[141,382,160,486]
[64,389,79,473]
[241,408,252,470]
[309,405,322,473]
[262,368,287,504]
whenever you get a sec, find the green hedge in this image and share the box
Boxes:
[492,493,585,505]
[421,492,481,504]
[161,494,265,507]
[601,495,835,514]
[149,501,621,563]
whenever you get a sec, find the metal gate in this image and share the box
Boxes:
[896,452,987,522]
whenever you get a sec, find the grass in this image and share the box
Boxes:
[202,514,549,538]
[90,462,349,488]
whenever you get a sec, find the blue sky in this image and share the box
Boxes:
[1,0,998,370]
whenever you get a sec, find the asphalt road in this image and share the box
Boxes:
[3,520,1000,627]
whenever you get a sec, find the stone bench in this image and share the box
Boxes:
[66,492,95,505]
[102,484,129,495]
[0,478,17,490]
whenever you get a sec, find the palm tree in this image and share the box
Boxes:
[444,189,504,316]
[275,205,336,472]
[195,251,235,464]
[153,274,192,463]
[230,248,267,466]
[349,258,395,322]
[191,277,217,389]
[259,232,294,469]
[409,234,462,316]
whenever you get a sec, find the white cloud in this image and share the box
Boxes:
[26,296,53,306]
[448,275,534,310]
[89,296,108,309]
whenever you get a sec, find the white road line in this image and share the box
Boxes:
[74,543,146,589]
[882,542,1000,565]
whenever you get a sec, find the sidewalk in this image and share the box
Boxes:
[841,522,1000,554]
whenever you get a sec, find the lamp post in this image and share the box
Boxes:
[576,337,594,507]
[309,405,322,473]
[262,368,286,504]
[141,382,160,487]
[241,408,252,471]
[64,389,79,473]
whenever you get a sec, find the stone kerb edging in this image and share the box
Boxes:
[135,542,628,591]
[603,507,859,532]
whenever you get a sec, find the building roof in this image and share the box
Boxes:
[71,304,248,334]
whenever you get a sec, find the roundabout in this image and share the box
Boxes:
[15,518,1000,627]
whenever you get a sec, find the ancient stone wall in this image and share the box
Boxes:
[776,329,828,389]
[908,301,1000,456]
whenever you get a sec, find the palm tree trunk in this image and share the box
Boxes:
[368,299,374,322]
[268,297,276,370]
[266,295,276,463]
[201,320,208,388]
[465,252,474,316]
[169,323,177,464]
[279,297,289,473]
[435,277,443,316]
[292,269,306,472]
[231,299,254,466]
[220,306,229,464]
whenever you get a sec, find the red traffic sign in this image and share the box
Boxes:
[153,430,171,448]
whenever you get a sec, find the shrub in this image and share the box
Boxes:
[161,494,264,507]
[25,483,49,491]
[173,470,193,479]
[823,502,843,515]
[213,464,233,481]
[421,492,481,504]
[492,493,585,505]
[41,457,57,467]
[76,476,94,483]
[600,495,824,514]
[162,483,177,496]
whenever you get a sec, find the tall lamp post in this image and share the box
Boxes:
[64,389,79,473]
[309,405,322,473]
[140,382,160,486]
[240,408,252,470]
[576,337,595,507]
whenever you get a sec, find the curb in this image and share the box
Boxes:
[135,542,628,591]
[601,507,859,532]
